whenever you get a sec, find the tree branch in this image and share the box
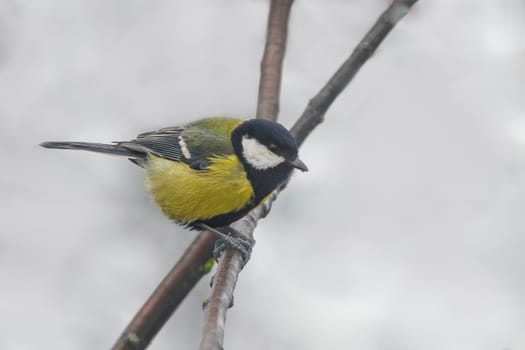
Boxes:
[112,231,216,350]
[291,0,418,146]
[256,0,294,121]
[198,198,273,350]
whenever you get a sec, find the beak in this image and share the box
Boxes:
[288,158,308,172]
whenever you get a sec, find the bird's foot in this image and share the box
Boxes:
[197,224,255,268]
[213,228,255,266]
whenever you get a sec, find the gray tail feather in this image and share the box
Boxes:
[40,141,142,158]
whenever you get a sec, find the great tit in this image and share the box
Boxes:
[41,117,308,235]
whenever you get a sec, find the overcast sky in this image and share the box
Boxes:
[2,1,525,349]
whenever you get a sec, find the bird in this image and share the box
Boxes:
[41,117,308,261]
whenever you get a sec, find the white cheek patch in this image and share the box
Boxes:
[241,136,285,170]
[178,135,191,159]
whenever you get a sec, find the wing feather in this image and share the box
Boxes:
[116,118,242,170]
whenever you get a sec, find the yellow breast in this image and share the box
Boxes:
[144,154,254,224]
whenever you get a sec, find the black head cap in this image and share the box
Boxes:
[232,119,307,171]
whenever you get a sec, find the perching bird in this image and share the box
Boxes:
[41,117,307,260]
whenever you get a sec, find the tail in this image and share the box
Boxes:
[40,141,141,158]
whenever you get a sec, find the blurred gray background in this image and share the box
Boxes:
[2,0,525,349]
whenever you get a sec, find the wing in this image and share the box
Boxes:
[118,117,243,170]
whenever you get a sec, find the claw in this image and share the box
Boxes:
[196,223,255,268]
[213,233,255,267]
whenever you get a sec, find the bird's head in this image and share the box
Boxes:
[232,119,308,173]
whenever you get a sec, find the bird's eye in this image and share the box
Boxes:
[268,143,278,152]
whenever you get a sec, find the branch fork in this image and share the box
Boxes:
[112,1,418,349]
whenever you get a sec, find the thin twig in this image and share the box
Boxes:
[198,199,273,350]
[291,0,418,146]
[256,0,294,121]
[112,231,216,350]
